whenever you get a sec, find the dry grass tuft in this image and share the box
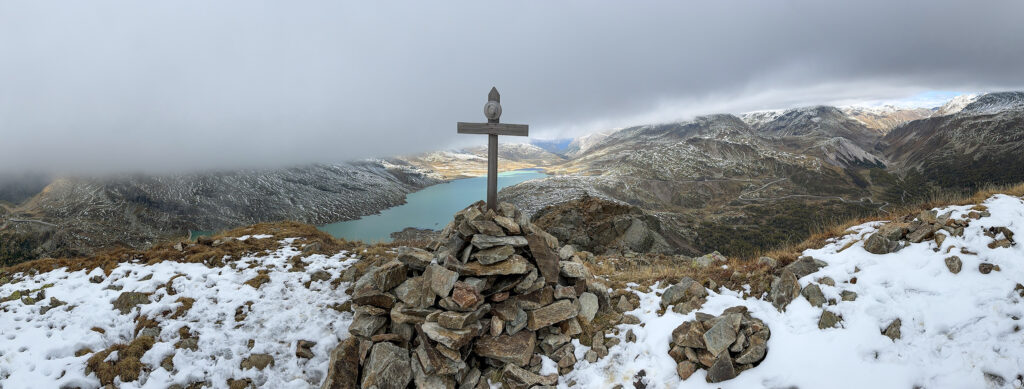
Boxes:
[0,220,403,279]
[85,335,156,385]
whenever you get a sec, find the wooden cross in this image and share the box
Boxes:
[457,87,529,210]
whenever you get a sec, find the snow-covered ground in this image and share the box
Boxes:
[3,195,1023,388]
[567,194,1024,388]
[0,237,359,389]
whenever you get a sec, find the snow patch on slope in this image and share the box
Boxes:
[566,194,1024,388]
[0,241,359,389]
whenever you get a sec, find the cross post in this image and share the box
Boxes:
[457,87,529,210]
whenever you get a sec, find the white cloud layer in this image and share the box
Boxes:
[1,1,1023,173]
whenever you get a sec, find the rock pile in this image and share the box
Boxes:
[863,209,973,254]
[668,306,770,383]
[324,201,609,389]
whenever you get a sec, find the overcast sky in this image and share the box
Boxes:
[1,1,1023,174]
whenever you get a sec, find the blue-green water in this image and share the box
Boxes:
[319,169,547,243]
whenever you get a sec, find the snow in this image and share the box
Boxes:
[565,194,1024,388]
[0,239,359,389]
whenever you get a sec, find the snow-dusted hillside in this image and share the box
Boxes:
[1,194,1023,388]
[0,236,361,388]
[567,194,1024,388]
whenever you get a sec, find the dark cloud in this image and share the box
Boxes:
[1,0,1022,173]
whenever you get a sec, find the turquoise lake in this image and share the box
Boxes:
[319,169,547,243]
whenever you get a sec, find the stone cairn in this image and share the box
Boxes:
[668,306,769,383]
[322,201,607,389]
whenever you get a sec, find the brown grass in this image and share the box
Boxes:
[0,221,402,279]
[85,335,156,385]
[584,182,1024,294]
[755,181,1024,267]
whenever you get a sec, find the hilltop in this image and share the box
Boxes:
[1,188,1022,388]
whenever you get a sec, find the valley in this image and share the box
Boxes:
[3,92,1023,265]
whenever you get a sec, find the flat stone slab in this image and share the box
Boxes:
[446,255,532,276]
[526,299,578,331]
[473,330,536,367]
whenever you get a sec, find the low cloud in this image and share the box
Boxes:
[1,1,1022,174]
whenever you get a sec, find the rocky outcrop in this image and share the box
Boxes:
[668,306,770,383]
[863,209,970,254]
[322,201,612,388]
[530,195,675,255]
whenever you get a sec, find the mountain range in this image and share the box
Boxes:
[3,92,1022,264]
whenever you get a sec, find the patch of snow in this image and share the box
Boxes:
[565,194,1024,388]
[236,234,273,241]
[0,239,359,389]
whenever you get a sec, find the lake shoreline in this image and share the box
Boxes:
[318,169,548,243]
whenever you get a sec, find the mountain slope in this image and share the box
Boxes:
[1,161,439,264]
[884,92,1024,188]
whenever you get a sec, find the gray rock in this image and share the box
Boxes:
[705,352,736,383]
[394,276,435,308]
[349,313,387,338]
[818,310,842,329]
[502,363,558,387]
[616,295,634,312]
[427,264,459,297]
[473,245,515,265]
[446,255,532,276]
[676,360,698,380]
[527,233,561,285]
[558,245,576,260]
[112,292,150,314]
[783,257,827,279]
[768,270,800,311]
[470,220,505,236]
[559,261,590,279]
[578,292,599,323]
[801,284,826,307]
[733,332,767,364]
[493,216,521,235]
[373,261,407,292]
[473,330,536,367]
[864,233,901,254]
[421,321,481,349]
[397,246,434,271]
[660,277,707,309]
[882,318,901,341]
[361,342,412,389]
[943,256,962,274]
[471,234,529,249]
[702,316,738,357]
[694,251,727,267]
[240,353,274,370]
[840,290,857,301]
[526,299,578,330]
[436,304,490,330]
[757,256,778,269]
[320,338,359,389]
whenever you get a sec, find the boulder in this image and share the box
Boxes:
[320,338,359,389]
[526,234,561,284]
[882,318,901,341]
[783,257,827,279]
[768,270,800,311]
[471,235,528,249]
[526,300,578,331]
[472,245,514,265]
[473,330,536,366]
[800,284,826,307]
[577,292,599,323]
[361,342,412,389]
[660,277,707,309]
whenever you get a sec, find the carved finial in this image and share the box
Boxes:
[488,87,500,103]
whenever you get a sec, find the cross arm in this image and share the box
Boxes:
[457,122,529,137]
